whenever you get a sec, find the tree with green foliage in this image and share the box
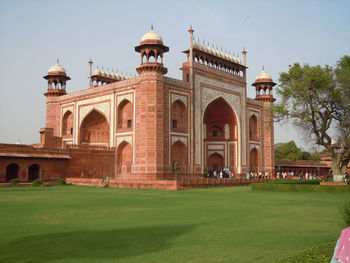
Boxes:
[275,140,320,160]
[274,55,350,177]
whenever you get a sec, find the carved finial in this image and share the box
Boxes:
[151,24,153,30]
[190,24,192,30]
[56,58,59,64]
[262,65,264,70]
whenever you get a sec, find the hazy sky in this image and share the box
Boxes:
[0,0,349,150]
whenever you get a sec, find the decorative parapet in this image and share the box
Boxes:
[193,62,245,86]
[164,77,190,88]
[55,77,141,103]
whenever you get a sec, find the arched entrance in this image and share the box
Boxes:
[203,97,237,169]
[28,164,40,181]
[171,141,188,167]
[6,163,19,181]
[117,142,132,174]
[207,153,223,171]
[250,148,259,172]
[80,110,109,145]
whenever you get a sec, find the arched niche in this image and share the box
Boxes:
[203,97,236,140]
[250,148,259,172]
[171,140,188,168]
[117,141,132,174]
[62,111,73,137]
[249,114,258,140]
[80,110,109,145]
[171,100,187,133]
[117,99,133,130]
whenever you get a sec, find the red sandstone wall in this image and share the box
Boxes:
[133,73,171,179]
[67,150,114,178]
[46,99,61,137]
[260,101,275,172]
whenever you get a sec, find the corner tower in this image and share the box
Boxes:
[43,61,70,136]
[252,69,276,173]
[131,27,171,180]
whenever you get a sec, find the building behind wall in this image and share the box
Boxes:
[0,27,276,184]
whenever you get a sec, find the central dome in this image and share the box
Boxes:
[140,29,163,44]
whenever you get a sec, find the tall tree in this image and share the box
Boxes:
[274,55,350,178]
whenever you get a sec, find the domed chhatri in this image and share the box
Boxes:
[135,25,169,75]
[43,61,70,96]
[252,68,276,102]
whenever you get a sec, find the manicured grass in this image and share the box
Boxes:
[0,186,347,263]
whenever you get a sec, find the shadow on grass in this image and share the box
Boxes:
[0,225,194,262]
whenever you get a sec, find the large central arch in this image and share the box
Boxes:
[80,110,109,146]
[203,97,237,170]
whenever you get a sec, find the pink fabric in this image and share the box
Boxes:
[335,227,350,262]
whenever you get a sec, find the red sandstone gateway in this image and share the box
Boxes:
[0,27,278,188]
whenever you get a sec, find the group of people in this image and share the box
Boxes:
[246,170,323,180]
[204,169,236,179]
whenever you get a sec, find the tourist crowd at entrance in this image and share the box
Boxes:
[203,168,343,181]
[204,169,236,179]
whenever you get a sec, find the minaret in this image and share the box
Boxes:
[252,68,276,173]
[43,61,70,136]
[134,25,169,75]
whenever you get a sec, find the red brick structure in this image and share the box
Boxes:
[0,27,277,187]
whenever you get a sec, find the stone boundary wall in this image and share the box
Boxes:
[178,177,267,189]
[65,177,267,190]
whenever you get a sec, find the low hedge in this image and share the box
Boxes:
[275,241,335,263]
[267,179,320,185]
[251,183,350,193]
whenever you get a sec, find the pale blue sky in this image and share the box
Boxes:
[0,0,349,150]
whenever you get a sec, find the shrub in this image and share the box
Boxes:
[251,183,350,193]
[10,178,20,186]
[267,179,320,185]
[341,200,350,227]
[56,178,66,185]
[276,242,335,263]
[32,179,43,187]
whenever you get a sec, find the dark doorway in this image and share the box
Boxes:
[6,163,19,181]
[28,164,40,181]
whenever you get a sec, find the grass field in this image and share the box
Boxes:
[0,185,348,263]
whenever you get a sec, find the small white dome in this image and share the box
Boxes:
[256,70,271,80]
[48,63,66,73]
[93,69,100,75]
[100,69,105,76]
[141,29,163,42]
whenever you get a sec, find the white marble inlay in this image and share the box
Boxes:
[79,101,110,126]
[171,136,187,147]
[208,144,224,150]
[116,136,132,148]
[171,93,187,107]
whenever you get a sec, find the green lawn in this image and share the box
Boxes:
[0,186,347,263]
